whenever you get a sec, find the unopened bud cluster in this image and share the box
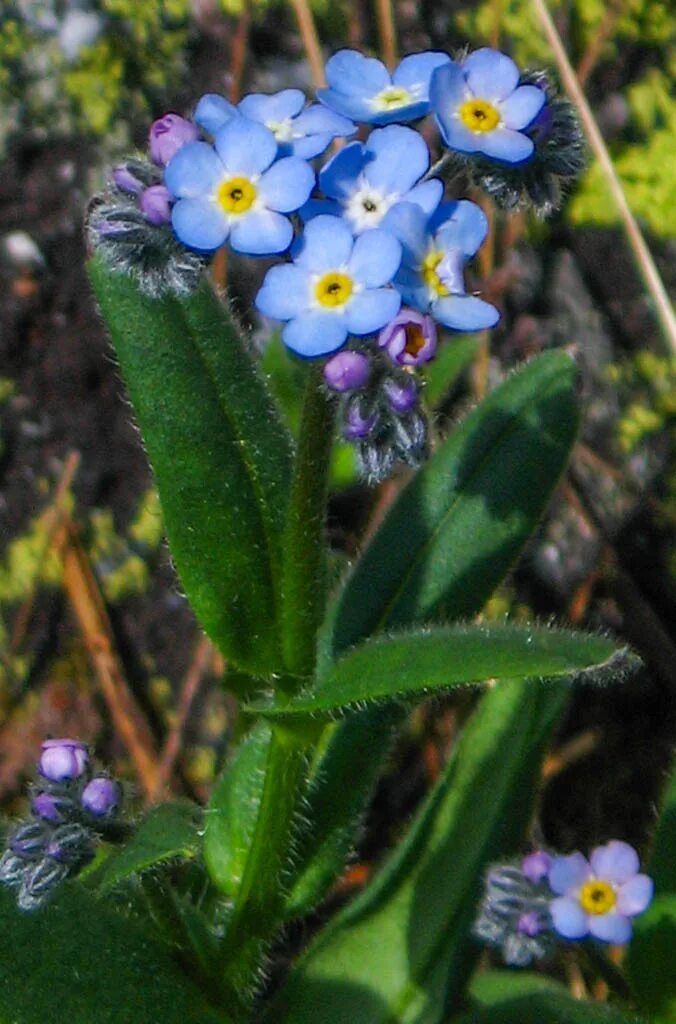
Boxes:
[0,739,122,910]
[323,308,437,481]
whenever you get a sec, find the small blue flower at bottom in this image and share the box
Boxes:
[430,48,545,164]
[318,49,451,125]
[256,215,402,358]
[548,840,653,944]
[164,118,315,255]
[383,201,499,331]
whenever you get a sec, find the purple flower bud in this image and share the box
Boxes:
[517,910,544,937]
[383,376,418,415]
[378,309,437,367]
[343,399,378,441]
[31,792,73,824]
[112,164,144,194]
[9,823,48,860]
[39,738,89,782]
[521,850,552,884]
[81,777,121,818]
[19,858,69,908]
[323,350,371,392]
[149,113,199,166]
[139,185,172,225]
[46,824,94,864]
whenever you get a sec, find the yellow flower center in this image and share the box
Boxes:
[373,85,414,111]
[422,251,449,298]
[315,271,354,308]
[458,98,501,134]
[217,176,257,215]
[579,880,617,915]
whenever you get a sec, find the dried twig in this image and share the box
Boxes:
[531,0,676,356]
[374,0,397,69]
[148,634,214,803]
[61,520,159,798]
[288,0,325,88]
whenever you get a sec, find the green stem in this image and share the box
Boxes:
[217,724,311,1018]
[281,364,335,680]
[582,944,636,1005]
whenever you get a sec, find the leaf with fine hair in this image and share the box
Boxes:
[270,680,568,1024]
[248,624,623,719]
[285,351,579,917]
[88,259,293,674]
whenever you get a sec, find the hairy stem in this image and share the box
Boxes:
[281,364,335,680]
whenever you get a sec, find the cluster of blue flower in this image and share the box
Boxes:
[150,47,553,360]
[90,45,582,478]
[475,841,654,966]
[0,739,122,910]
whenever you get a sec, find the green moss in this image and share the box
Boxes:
[0,513,65,603]
[128,488,164,550]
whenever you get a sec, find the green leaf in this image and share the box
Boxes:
[286,352,579,914]
[423,335,482,408]
[469,970,566,1006]
[323,350,579,659]
[455,991,644,1023]
[204,721,272,898]
[93,800,201,892]
[270,680,567,1024]
[88,259,293,674]
[249,624,622,718]
[0,885,228,1023]
[627,894,676,1022]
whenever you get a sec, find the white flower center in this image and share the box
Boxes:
[266,118,299,143]
[371,83,420,112]
[344,185,395,233]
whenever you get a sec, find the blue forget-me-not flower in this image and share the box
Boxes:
[164,117,315,255]
[256,215,402,357]
[383,200,499,331]
[318,49,451,125]
[430,48,546,164]
[548,840,653,944]
[195,89,355,159]
[305,125,443,234]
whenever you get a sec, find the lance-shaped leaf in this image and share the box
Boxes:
[456,991,644,1024]
[269,680,568,1024]
[88,260,293,673]
[249,624,622,719]
[91,801,201,892]
[0,885,228,1023]
[322,349,579,660]
[285,352,579,916]
[627,895,676,1023]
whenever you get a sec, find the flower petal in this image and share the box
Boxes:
[381,202,428,266]
[463,47,520,101]
[344,288,401,335]
[432,294,499,331]
[364,125,430,195]
[294,105,355,137]
[393,267,429,311]
[316,89,376,123]
[229,210,292,255]
[319,142,369,201]
[289,133,335,160]
[590,841,640,885]
[324,49,391,98]
[548,852,592,895]
[259,157,315,212]
[214,118,278,177]
[255,264,311,320]
[283,312,348,358]
[429,61,469,125]
[588,912,632,944]
[479,126,535,164]
[164,142,224,198]
[171,198,228,251]
[432,199,488,258]
[393,51,452,94]
[550,896,589,939]
[404,179,444,217]
[239,88,306,123]
[500,84,546,130]
[616,874,654,917]
[299,197,342,222]
[348,229,402,287]
[194,93,238,134]
[434,115,484,155]
[293,215,354,273]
